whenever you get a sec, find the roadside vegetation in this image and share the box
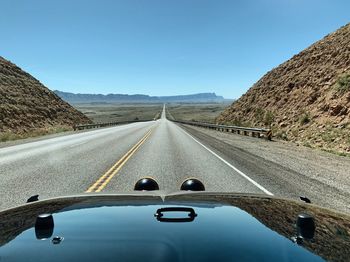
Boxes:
[166,103,229,123]
[74,103,163,123]
[0,126,72,143]
[264,111,275,127]
[274,121,350,157]
[299,111,311,125]
[334,73,350,94]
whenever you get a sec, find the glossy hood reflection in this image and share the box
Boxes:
[0,193,349,262]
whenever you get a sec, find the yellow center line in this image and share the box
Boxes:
[85,128,154,193]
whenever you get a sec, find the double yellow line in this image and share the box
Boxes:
[86,128,154,193]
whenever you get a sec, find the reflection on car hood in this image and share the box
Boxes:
[0,192,349,262]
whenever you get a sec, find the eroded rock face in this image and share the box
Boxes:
[0,57,92,133]
[217,23,350,153]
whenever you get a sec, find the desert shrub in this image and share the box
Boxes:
[264,111,275,126]
[291,129,299,137]
[321,132,336,143]
[254,107,265,122]
[299,112,311,125]
[303,142,312,148]
[334,73,350,93]
[230,118,242,126]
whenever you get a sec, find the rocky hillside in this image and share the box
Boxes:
[217,23,350,154]
[0,56,91,135]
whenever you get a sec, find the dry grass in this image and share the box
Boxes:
[74,103,163,123]
[0,125,72,142]
[166,103,229,123]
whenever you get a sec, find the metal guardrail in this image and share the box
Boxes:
[73,119,155,131]
[171,119,272,140]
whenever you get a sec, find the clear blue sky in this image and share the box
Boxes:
[1,0,349,98]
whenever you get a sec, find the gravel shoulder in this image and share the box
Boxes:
[181,124,350,214]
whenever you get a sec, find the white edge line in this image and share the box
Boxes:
[178,125,274,196]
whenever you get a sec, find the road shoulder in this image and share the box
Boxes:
[180,124,350,214]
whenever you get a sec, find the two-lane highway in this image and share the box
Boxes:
[103,106,271,195]
[1,105,350,214]
[0,106,269,210]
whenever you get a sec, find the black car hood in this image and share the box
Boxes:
[0,192,349,262]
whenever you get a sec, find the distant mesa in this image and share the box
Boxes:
[217,22,350,154]
[0,56,92,134]
[54,90,228,104]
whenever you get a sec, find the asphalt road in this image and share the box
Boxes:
[0,106,348,214]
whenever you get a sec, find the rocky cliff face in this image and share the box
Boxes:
[217,23,350,154]
[0,56,91,134]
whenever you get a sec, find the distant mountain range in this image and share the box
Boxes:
[54,90,229,103]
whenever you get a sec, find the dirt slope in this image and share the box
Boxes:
[0,56,91,134]
[217,23,350,154]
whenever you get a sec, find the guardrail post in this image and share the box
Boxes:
[266,130,272,141]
